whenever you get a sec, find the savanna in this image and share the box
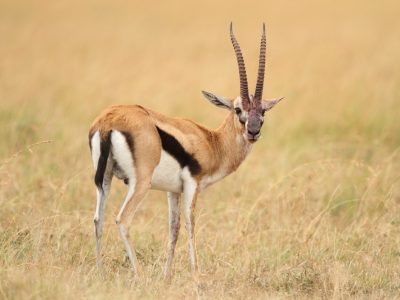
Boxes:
[1,0,399,298]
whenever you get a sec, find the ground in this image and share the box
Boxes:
[0,0,399,298]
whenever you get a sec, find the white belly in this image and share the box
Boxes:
[151,150,183,193]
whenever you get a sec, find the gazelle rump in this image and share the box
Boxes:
[88,23,283,279]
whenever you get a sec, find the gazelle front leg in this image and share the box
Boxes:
[182,170,199,275]
[164,192,181,281]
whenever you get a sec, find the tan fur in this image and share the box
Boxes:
[89,104,254,276]
[88,24,282,277]
[89,104,252,184]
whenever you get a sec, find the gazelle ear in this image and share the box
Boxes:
[262,97,284,112]
[202,91,233,110]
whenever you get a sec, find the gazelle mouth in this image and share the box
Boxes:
[246,134,260,143]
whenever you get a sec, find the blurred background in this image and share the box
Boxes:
[1,0,399,298]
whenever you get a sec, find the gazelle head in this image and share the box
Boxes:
[202,23,283,143]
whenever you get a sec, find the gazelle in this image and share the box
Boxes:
[88,23,283,279]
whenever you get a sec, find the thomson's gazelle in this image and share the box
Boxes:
[88,23,283,279]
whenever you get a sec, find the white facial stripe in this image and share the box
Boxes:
[233,97,249,125]
[233,96,243,107]
[90,131,101,169]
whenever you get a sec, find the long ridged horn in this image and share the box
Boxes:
[230,22,249,104]
[254,23,266,102]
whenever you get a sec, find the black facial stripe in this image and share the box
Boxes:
[156,126,201,176]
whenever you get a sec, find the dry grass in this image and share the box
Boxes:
[1,0,400,298]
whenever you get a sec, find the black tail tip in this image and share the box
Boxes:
[94,131,112,191]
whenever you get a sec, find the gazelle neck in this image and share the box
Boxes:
[214,113,253,174]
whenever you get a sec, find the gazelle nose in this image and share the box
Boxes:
[247,129,260,136]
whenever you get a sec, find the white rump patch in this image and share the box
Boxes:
[90,131,101,169]
[111,131,136,183]
[151,150,183,193]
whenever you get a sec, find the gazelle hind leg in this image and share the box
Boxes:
[91,130,113,270]
[110,127,161,275]
[94,165,113,269]
[164,192,181,280]
[116,180,150,275]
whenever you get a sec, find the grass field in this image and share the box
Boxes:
[1,0,400,298]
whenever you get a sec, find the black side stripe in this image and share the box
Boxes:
[94,131,112,191]
[156,126,201,176]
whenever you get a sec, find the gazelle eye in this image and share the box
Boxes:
[235,107,242,115]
